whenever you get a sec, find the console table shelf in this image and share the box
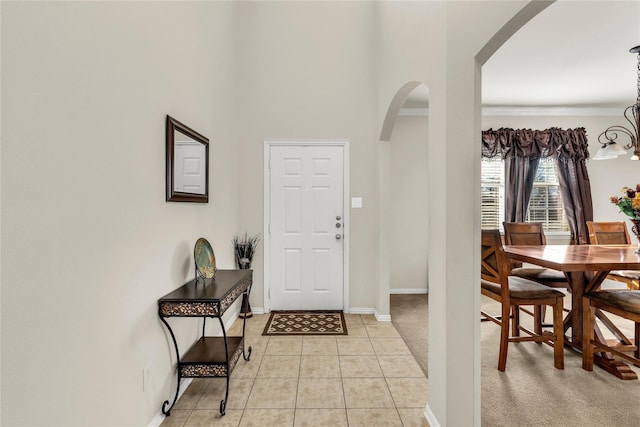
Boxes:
[158,269,252,416]
[180,336,244,378]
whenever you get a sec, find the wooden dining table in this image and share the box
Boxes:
[504,244,640,379]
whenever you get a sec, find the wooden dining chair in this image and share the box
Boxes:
[503,221,570,325]
[586,220,631,245]
[582,290,640,374]
[586,221,640,290]
[502,222,569,289]
[481,229,565,371]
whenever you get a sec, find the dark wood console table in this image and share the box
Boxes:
[158,269,253,416]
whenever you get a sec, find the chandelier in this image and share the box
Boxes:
[593,45,640,160]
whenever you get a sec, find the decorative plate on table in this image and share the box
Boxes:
[194,238,216,279]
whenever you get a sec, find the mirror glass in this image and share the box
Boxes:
[166,115,209,203]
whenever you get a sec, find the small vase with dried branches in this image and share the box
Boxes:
[232,232,261,317]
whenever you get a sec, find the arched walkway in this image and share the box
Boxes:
[380,81,427,142]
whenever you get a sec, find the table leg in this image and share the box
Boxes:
[566,271,585,345]
[241,285,253,361]
[565,270,610,346]
[591,309,638,379]
[160,317,181,416]
[218,316,229,415]
[593,354,639,380]
[238,294,253,318]
[570,270,638,379]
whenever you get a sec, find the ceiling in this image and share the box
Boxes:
[406,0,640,110]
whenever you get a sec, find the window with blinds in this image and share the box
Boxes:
[480,158,505,230]
[526,158,568,231]
[480,157,569,232]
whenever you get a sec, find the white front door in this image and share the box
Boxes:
[267,143,345,310]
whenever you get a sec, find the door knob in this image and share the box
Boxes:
[335,234,342,240]
[336,223,342,228]
[336,216,342,221]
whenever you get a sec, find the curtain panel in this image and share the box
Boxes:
[481,127,593,243]
[504,156,540,223]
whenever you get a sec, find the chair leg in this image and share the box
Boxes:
[534,305,543,339]
[552,300,564,369]
[582,296,595,371]
[511,306,520,337]
[498,303,511,371]
[635,321,640,367]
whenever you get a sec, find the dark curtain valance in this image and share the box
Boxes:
[482,127,589,161]
[482,126,593,244]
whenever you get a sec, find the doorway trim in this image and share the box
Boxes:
[263,139,350,313]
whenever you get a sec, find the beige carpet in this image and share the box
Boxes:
[390,293,640,426]
[391,294,428,376]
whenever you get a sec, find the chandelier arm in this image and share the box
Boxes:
[628,45,640,153]
[634,45,640,104]
[598,125,636,149]
[595,46,640,160]
[600,105,639,148]
[622,104,640,143]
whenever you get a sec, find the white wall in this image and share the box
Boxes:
[0,1,547,426]
[230,1,380,312]
[373,0,446,321]
[1,2,239,425]
[390,115,430,293]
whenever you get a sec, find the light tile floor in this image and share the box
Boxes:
[160,313,429,427]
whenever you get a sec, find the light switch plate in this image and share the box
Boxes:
[351,197,363,208]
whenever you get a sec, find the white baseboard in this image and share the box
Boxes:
[148,378,193,427]
[256,307,389,318]
[254,306,394,321]
[346,307,391,321]
[347,307,375,315]
[374,309,392,322]
[424,405,441,427]
[390,288,428,294]
[149,412,164,427]
[251,307,266,315]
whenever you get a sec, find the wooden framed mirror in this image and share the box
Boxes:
[166,115,209,203]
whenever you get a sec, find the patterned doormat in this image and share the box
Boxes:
[262,311,348,336]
